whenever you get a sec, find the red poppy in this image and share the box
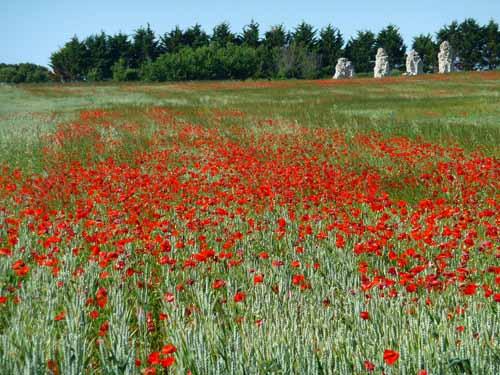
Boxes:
[54,311,65,321]
[360,311,370,320]
[95,287,108,309]
[234,291,246,303]
[161,344,177,355]
[12,260,29,277]
[383,349,399,365]
[462,284,477,296]
[161,356,175,368]
[253,274,264,285]
[364,360,375,372]
[212,279,226,289]
[148,352,160,365]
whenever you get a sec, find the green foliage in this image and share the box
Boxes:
[456,18,485,70]
[183,24,210,49]
[211,22,237,47]
[345,31,376,73]
[278,43,319,79]
[143,44,259,81]
[436,21,461,54]
[0,63,50,83]
[50,36,89,81]
[112,58,138,81]
[85,32,112,79]
[264,25,288,49]
[43,18,498,82]
[318,25,344,76]
[108,33,133,67]
[132,24,159,68]
[412,34,438,73]
[482,20,500,69]
[376,25,406,68]
[292,22,317,51]
[160,26,185,54]
[242,20,260,48]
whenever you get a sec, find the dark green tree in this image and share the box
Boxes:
[132,24,159,68]
[456,18,485,70]
[241,20,260,48]
[264,25,287,49]
[160,26,184,54]
[0,63,50,83]
[318,25,344,76]
[278,43,319,79]
[108,33,133,67]
[345,31,376,73]
[412,34,438,72]
[482,19,500,69]
[211,22,236,47]
[85,32,111,80]
[50,35,89,81]
[183,24,210,49]
[437,21,461,51]
[292,22,317,51]
[376,25,406,68]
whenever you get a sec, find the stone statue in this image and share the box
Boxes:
[438,41,454,73]
[405,50,423,76]
[333,58,355,79]
[374,48,390,78]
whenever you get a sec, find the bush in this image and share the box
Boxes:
[143,44,259,82]
[112,59,139,81]
[0,63,50,83]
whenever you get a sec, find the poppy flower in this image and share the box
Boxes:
[212,279,226,289]
[462,284,477,296]
[234,291,246,303]
[54,311,65,321]
[164,292,175,303]
[383,349,399,365]
[360,311,370,320]
[364,360,375,372]
[253,274,264,285]
[148,352,160,365]
[161,344,177,355]
[161,357,175,367]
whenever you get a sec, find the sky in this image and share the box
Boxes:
[1,0,499,67]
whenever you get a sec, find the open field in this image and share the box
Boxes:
[0,72,499,374]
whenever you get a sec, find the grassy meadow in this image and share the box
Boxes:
[0,72,498,374]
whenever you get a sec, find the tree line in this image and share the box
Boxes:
[1,18,498,83]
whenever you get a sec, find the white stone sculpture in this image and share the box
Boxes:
[438,41,454,73]
[374,48,390,78]
[405,50,423,76]
[333,58,355,79]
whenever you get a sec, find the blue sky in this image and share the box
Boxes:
[1,0,498,67]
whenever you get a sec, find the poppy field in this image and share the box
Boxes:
[0,72,499,374]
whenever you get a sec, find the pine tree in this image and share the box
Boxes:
[211,22,236,47]
[264,25,287,49]
[50,35,89,81]
[482,19,500,69]
[183,24,210,49]
[318,25,344,75]
[242,20,260,48]
[345,31,376,73]
[376,25,406,69]
[292,22,317,51]
[132,24,159,68]
[412,34,438,73]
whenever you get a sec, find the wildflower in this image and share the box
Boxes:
[383,349,399,365]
